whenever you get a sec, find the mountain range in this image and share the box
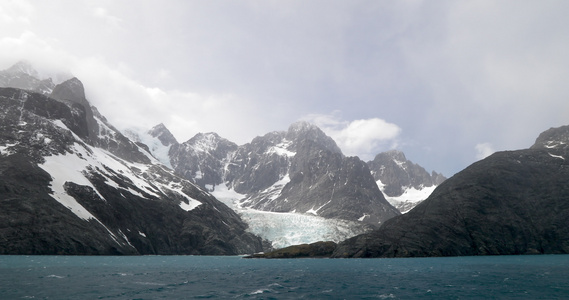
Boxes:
[131,119,447,247]
[138,122,446,218]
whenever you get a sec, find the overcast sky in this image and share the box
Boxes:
[2,0,569,176]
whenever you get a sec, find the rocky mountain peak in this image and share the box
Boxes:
[531,125,569,151]
[50,77,88,106]
[148,123,178,146]
[380,149,407,163]
[6,60,39,78]
[0,61,55,95]
[286,121,342,154]
[187,132,229,153]
[288,121,318,133]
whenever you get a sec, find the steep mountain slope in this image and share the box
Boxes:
[333,125,569,258]
[368,150,446,213]
[0,73,264,255]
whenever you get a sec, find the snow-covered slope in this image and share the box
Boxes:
[368,150,446,213]
[376,180,437,213]
[123,125,175,168]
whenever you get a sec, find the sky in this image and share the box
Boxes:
[2,0,569,176]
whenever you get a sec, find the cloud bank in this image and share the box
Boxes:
[2,0,569,176]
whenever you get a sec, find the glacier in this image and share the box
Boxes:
[211,184,370,249]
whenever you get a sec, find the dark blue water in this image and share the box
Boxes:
[1,255,569,299]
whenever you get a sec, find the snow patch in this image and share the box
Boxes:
[306,207,319,216]
[158,181,202,211]
[38,143,107,220]
[52,119,68,130]
[544,141,566,149]
[394,159,406,169]
[306,198,332,216]
[548,153,565,160]
[0,142,18,155]
[377,179,437,214]
[179,199,202,211]
[268,139,296,157]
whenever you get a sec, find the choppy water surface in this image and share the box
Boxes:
[1,255,569,299]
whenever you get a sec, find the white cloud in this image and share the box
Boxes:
[91,6,123,30]
[303,113,401,160]
[0,30,262,144]
[2,1,569,176]
[475,143,495,160]
[0,0,33,24]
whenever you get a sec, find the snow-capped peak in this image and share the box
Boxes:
[188,132,225,153]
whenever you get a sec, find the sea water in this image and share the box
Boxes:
[1,255,569,299]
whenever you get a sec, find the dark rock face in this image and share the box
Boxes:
[149,123,178,147]
[268,141,399,225]
[170,132,238,189]
[333,127,569,258]
[0,82,264,255]
[245,241,337,258]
